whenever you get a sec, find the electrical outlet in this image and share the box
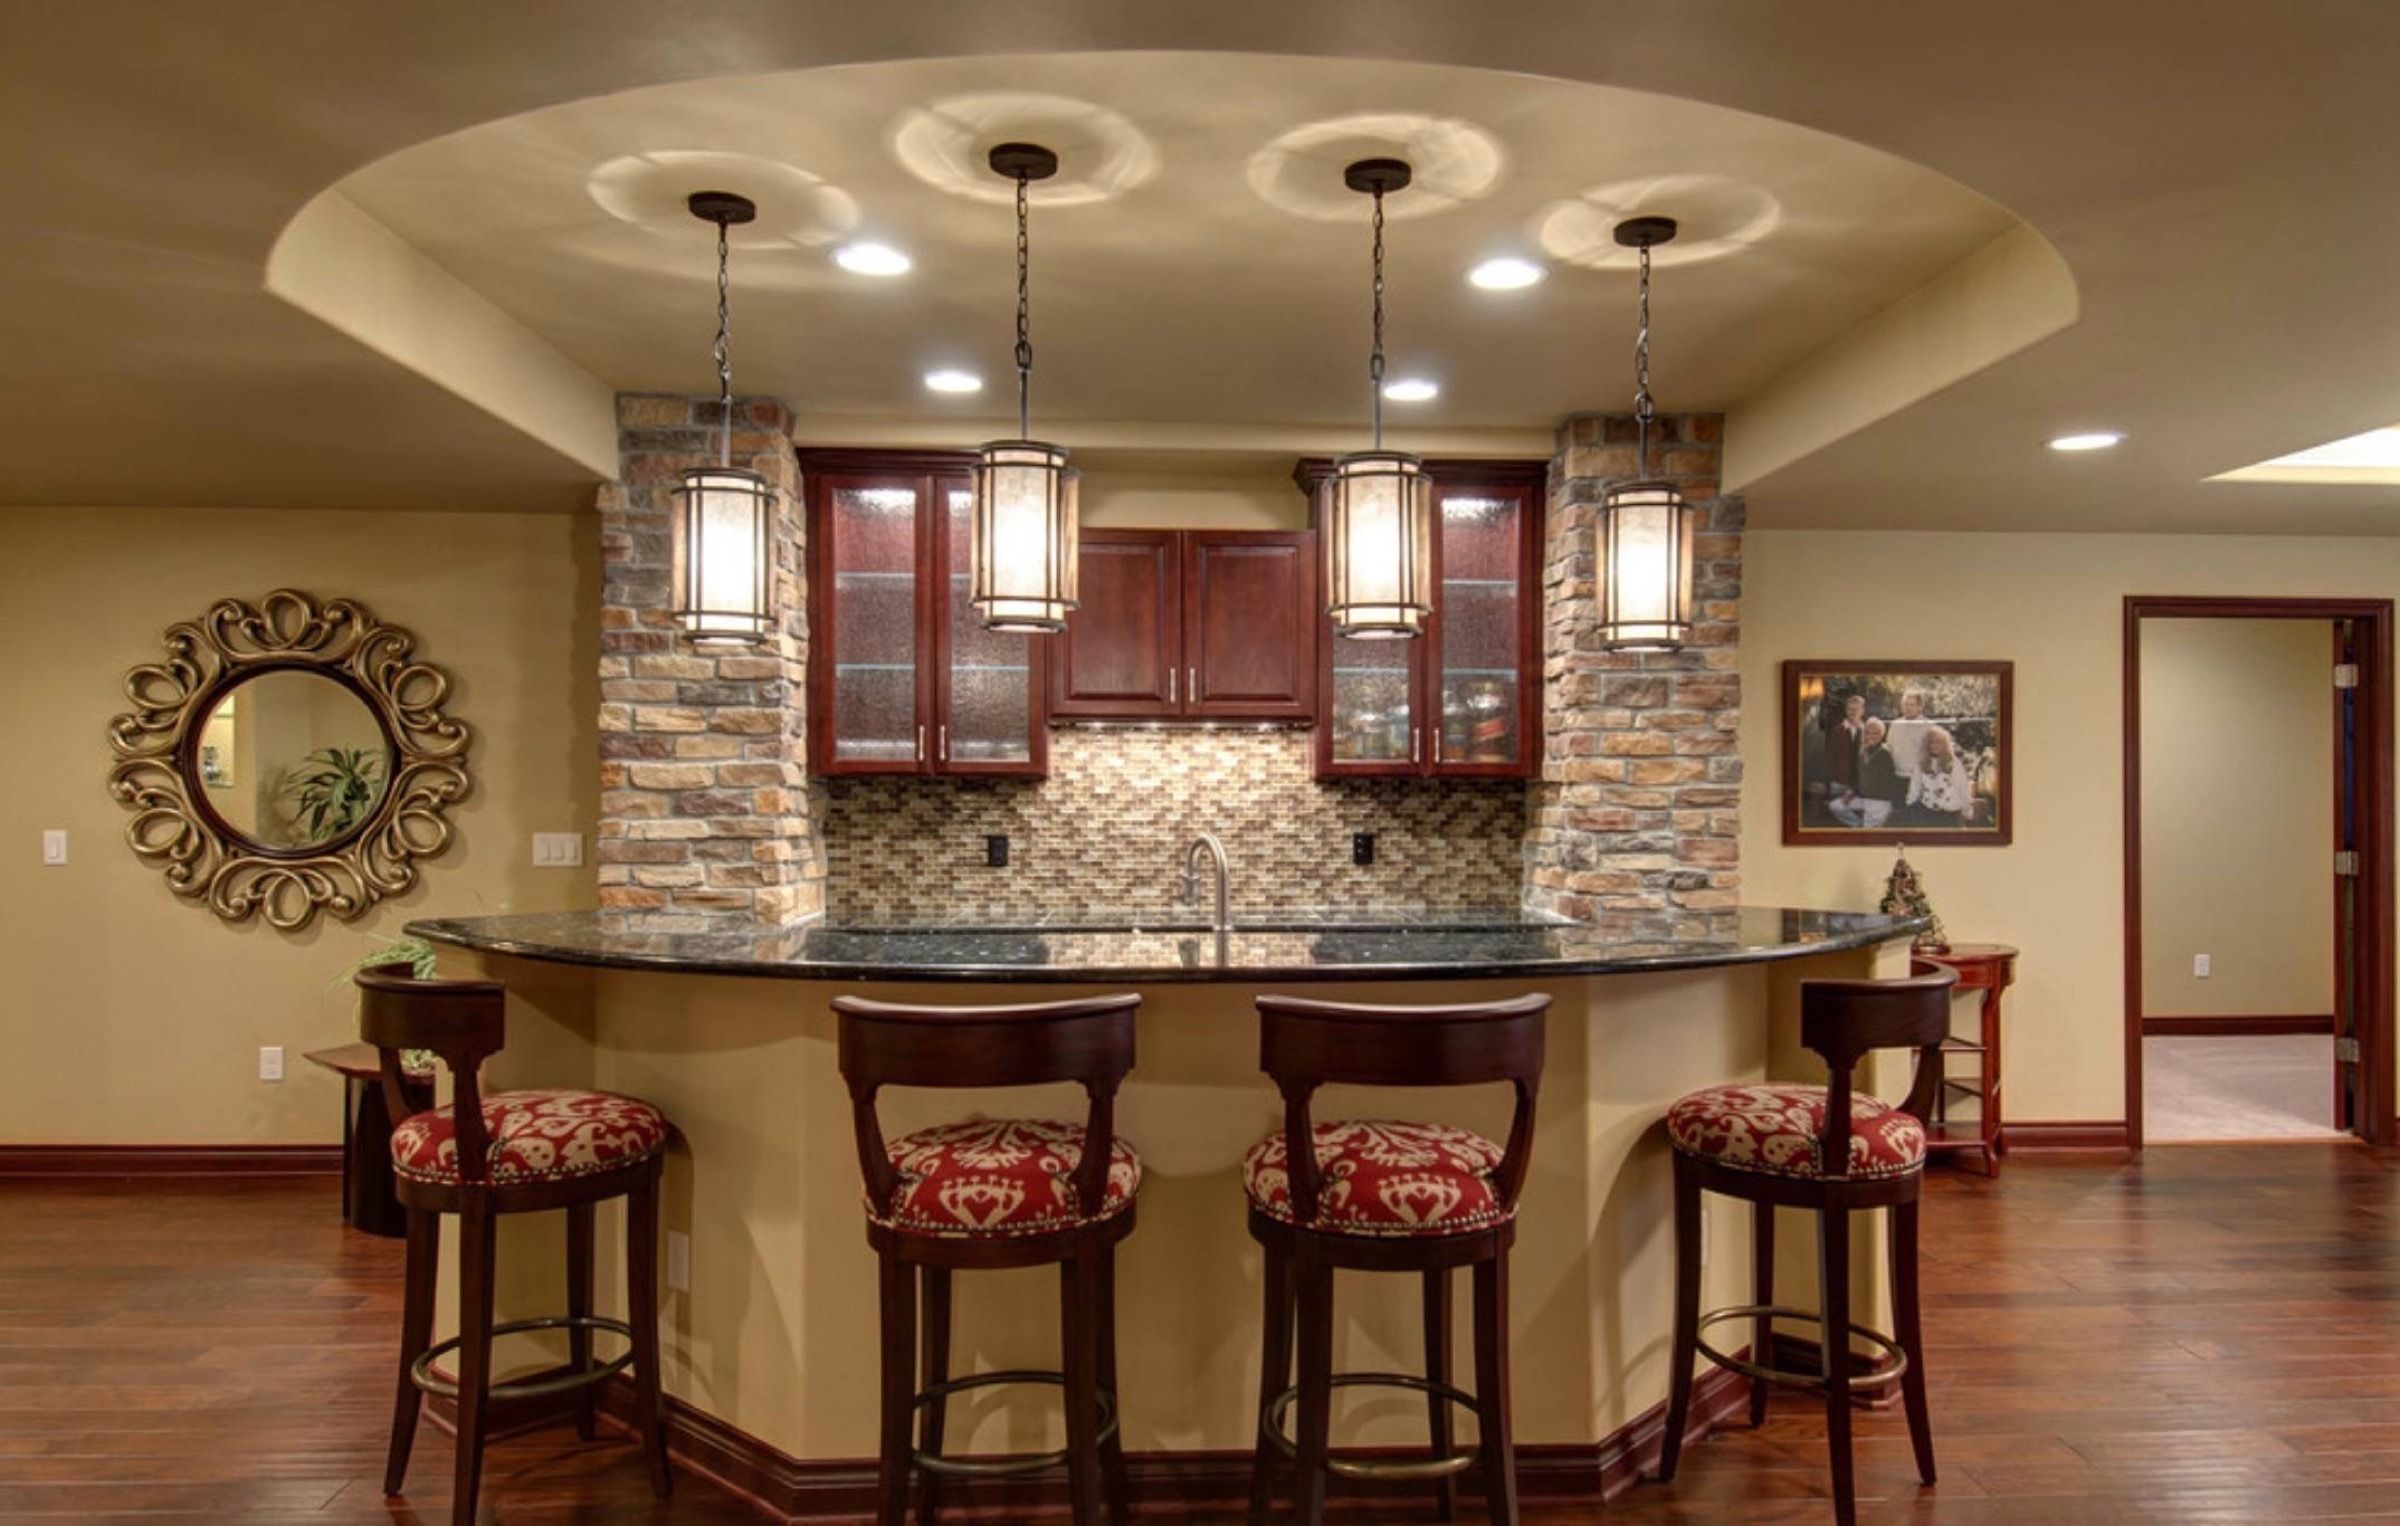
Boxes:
[2194,953,2212,978]
[1352,832,1375,867]
[40,829,66,865]
[985,834,1009,869]
[258,1046,284,1082]
[666,1230,691,1293]
[532,832,583,868]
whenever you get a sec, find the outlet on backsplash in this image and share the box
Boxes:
[986,834,1009,868]
[1353,832,1375,867]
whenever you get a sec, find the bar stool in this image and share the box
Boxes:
[835,993,1143,1526]
[357,963,675,1526]
[1243,993,1549,1526]
[1655,965,1957,1526]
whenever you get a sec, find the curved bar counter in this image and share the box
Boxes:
[411,904,1923,1515]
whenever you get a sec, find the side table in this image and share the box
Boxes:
[302,1043,431,1238]
[1917,943,2017,1176]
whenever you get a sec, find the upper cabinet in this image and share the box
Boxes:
[804,451,1047,778]
[1300,459,1546,780]
[1050,529,1316,722]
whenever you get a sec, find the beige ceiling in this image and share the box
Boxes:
[326,52,2012,439]
[3,1,2400,534]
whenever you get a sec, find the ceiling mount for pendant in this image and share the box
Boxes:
[988,142,1061,181]
[1342,158,1413,196]
[1613,214,1677,249]
[686,190,758,226]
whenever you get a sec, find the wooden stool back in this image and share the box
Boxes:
[355,962,503,1186]
[1799,964,1958,1180]
[833,993,1140,1238]
[1255,993,1549,1228]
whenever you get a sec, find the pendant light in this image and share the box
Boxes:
[1595,215,1700,652]
[1324,158,1433,640]
[671,191,774,646]
[971,143,1079,635]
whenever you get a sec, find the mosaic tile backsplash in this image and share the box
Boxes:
[819,728,1528,923]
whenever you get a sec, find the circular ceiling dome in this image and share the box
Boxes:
[587,149,859,247]
[891,91,1157,206]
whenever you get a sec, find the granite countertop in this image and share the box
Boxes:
[408,905,1926,984]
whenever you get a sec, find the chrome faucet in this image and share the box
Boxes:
[1175,832,1232,934]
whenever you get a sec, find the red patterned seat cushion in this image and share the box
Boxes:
[1243,1120,1511,1238]
[873,1118,1140,1238]
[390,1089,670,1186]
[1667,1084,1926,1180]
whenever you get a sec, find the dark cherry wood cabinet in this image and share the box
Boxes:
[1296,458,1547,781]
[803,449,1048,778]
[1049,528,1316,723]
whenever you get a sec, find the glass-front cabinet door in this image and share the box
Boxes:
[808,457,1046,778]
[1313,463,1542,780]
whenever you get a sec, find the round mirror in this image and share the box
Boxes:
[193,669,395,852]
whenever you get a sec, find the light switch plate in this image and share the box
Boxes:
[40,829,66,865]
[532,832,583,868]
[258,1046,284,1082]
[2194,953,2212,978]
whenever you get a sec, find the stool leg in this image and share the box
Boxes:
[628,1161,672,1499]
[1471,1254,1517,1526]
[918,1266,951,1525]
[566,1202,596,1441]
[874,1251,916,1526]
[1655,1155,1703,1482]
[1819,1205,1856,1526]
[1891,1195,1936,1485]
[1422,1267,1456,1521]
[1095,1247,1132,1525]
[1292,1249,1335,1526]
[1060,1247,1106,1526]
[381,1207,439,1496]
[1247,1242,1291,1526]
[450,1196,497,1526]
[1750,1199,1775,1428]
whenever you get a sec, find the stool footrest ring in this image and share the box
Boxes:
[1262,1372,1479,1482]
[410,1314,635,1402]
[908,1369,1120,1479]
[1694,1305,1906,1393]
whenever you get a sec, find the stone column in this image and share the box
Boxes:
[596,393,823,924]
[1525,412,1743,919]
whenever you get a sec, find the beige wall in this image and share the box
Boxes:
[2139,618,2334,1017]
[1740,529,2399,1123]
[1077,465,1307,532]
[0,506,596,1143]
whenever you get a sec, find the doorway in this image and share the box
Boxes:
[2122,597,2394,1147]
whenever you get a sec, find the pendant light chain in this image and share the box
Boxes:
[1014,168,1034,442]
[1369,186,1388,450]
[712,214,734,469]
[1633,241,1656,477]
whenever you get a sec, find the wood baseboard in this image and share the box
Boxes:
[2142,1013,2337,1036]
[1996,1120,2134,1157]
[424,1357,1752,1522]
[0,1144,342,1177]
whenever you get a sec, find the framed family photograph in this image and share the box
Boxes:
[1782,659,2013,846]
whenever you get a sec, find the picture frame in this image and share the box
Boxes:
[1781,659,2013,846]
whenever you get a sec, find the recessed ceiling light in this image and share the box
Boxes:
[1468,257,1545,291]
[833,242,912,277]
[2048,431,2125,452]
[923,368,983,394]
[1382,377,1440,403]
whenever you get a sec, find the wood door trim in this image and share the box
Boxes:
[2123,596,2396,1149]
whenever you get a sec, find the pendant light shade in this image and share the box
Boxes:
[673,190,773,647]
[1326,158,1433,640]
[1325,450,1433,639]
[972,143,1079,635]
[1595,215,1698,653]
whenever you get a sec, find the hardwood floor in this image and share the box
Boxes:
[6,1147,2400,1522]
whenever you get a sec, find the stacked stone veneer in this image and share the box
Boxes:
[596,394,824,924]
[1525,412,1743,918]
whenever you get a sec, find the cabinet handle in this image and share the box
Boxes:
[939,724,948,762]
[1433,730,1442,764]
[1188,666,1196,705]
[1412,727,1421,763]
[916,724,926,763]
[1168,667,1177,704]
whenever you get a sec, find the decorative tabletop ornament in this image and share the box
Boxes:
[1880,844,1951,953]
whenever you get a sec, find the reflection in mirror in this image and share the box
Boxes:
[205,671,393,850]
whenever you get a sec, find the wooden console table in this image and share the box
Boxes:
[302,1043,429,1238]
[1918,943,2017,1176]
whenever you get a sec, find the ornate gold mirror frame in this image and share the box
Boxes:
[107,590,472,930]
